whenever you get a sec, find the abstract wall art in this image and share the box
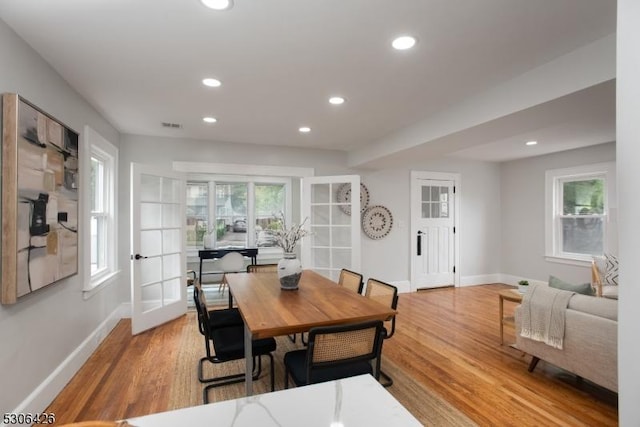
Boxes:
[1,93,79,304]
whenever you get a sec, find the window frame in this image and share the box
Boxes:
[545,162,615,265]
[186,174,292,258]
[84,126,119,297]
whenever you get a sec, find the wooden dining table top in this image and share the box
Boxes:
[224,270,397,340]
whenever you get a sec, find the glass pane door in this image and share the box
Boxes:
[131,164,186,335]
[302,176,361,281]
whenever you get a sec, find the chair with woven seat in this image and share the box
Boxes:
[283,320,384,388]
[194,286,276,403]
[338,269,364,294]
[298,268,364,346]
[364,278,398,387]
[247,263,278,273]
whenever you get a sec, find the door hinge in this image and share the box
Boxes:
[453,186,456,194]
[453,266,456,273]
[453,226,456,234]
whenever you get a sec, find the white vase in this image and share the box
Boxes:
[278,252,302,290]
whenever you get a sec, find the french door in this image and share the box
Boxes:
[301,175,361,281]
[130,164,187,335]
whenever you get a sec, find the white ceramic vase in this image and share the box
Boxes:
[278,252,302,290]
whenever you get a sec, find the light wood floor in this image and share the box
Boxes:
[46,284,618,426]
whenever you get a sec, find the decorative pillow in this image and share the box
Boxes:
[603,253,619,287]
[549,275,595,296]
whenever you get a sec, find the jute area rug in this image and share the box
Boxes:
[168,312,476,426]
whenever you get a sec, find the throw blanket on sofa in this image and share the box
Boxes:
[519,284,575,349]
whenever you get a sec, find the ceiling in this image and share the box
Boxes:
[0,0,616,163]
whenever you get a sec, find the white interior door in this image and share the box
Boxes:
[131,163,187,335]
[411,172,459,290]
[301,175,361,281]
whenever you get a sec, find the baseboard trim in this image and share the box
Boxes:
[6,304,126,421]
[459,274,503,287]
[395,274,547,293]
[389,280,412,294]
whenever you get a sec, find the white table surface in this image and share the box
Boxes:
[127,374,422,427]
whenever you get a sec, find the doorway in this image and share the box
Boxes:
[410,171,460,290]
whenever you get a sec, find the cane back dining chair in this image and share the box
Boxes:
[364,278,398,387]
[338,268,364,294]
[297,268,364,346]
[283,320,384,388]
[194,285,276,403]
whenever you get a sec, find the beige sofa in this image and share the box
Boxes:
[515,293,618,392]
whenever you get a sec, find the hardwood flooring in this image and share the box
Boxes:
[46,284,618,426]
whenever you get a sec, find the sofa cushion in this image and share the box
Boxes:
[548,275,594,296]
[602,286,619,300]
[604,253,619,286]
[567,293,618,321]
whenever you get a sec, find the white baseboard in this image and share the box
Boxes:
[459,274,503,287]
[392,274,547,293]
[6,304,126,422]
[389,280,411,294]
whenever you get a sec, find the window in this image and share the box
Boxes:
[85,127,118,293]
[545,162,616,264]
[186,177,290,253]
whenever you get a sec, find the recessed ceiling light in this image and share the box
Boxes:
[392,35,417,50]
[299,126,311,133]
[203,117,217,123]
[329,96,345,105]
[526,140,538,146]
[200,0,233,10]
[202,78,221,87]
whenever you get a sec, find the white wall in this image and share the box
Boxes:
[0,19,123,414]
[500,142,616,284]
[360,157,502,285]
[617,1,640,423]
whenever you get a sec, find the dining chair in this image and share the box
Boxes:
[194,286,276,403]
[298,268,364,346]
[283,320,384,388]
[247,263,278,273]
[193,279,243,333]
[187,269,197,287]
[338,268,364,294]
[364,278,398,387]
[217,252,246,293]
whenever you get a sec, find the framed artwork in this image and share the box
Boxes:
[1,93,79,304]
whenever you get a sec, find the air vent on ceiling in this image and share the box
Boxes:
[161,122,182,129]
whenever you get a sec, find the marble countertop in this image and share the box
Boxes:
[127,375,421,427]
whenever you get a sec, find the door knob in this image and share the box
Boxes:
[133,254,148,260]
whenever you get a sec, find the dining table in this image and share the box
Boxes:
[224,269,397,396]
